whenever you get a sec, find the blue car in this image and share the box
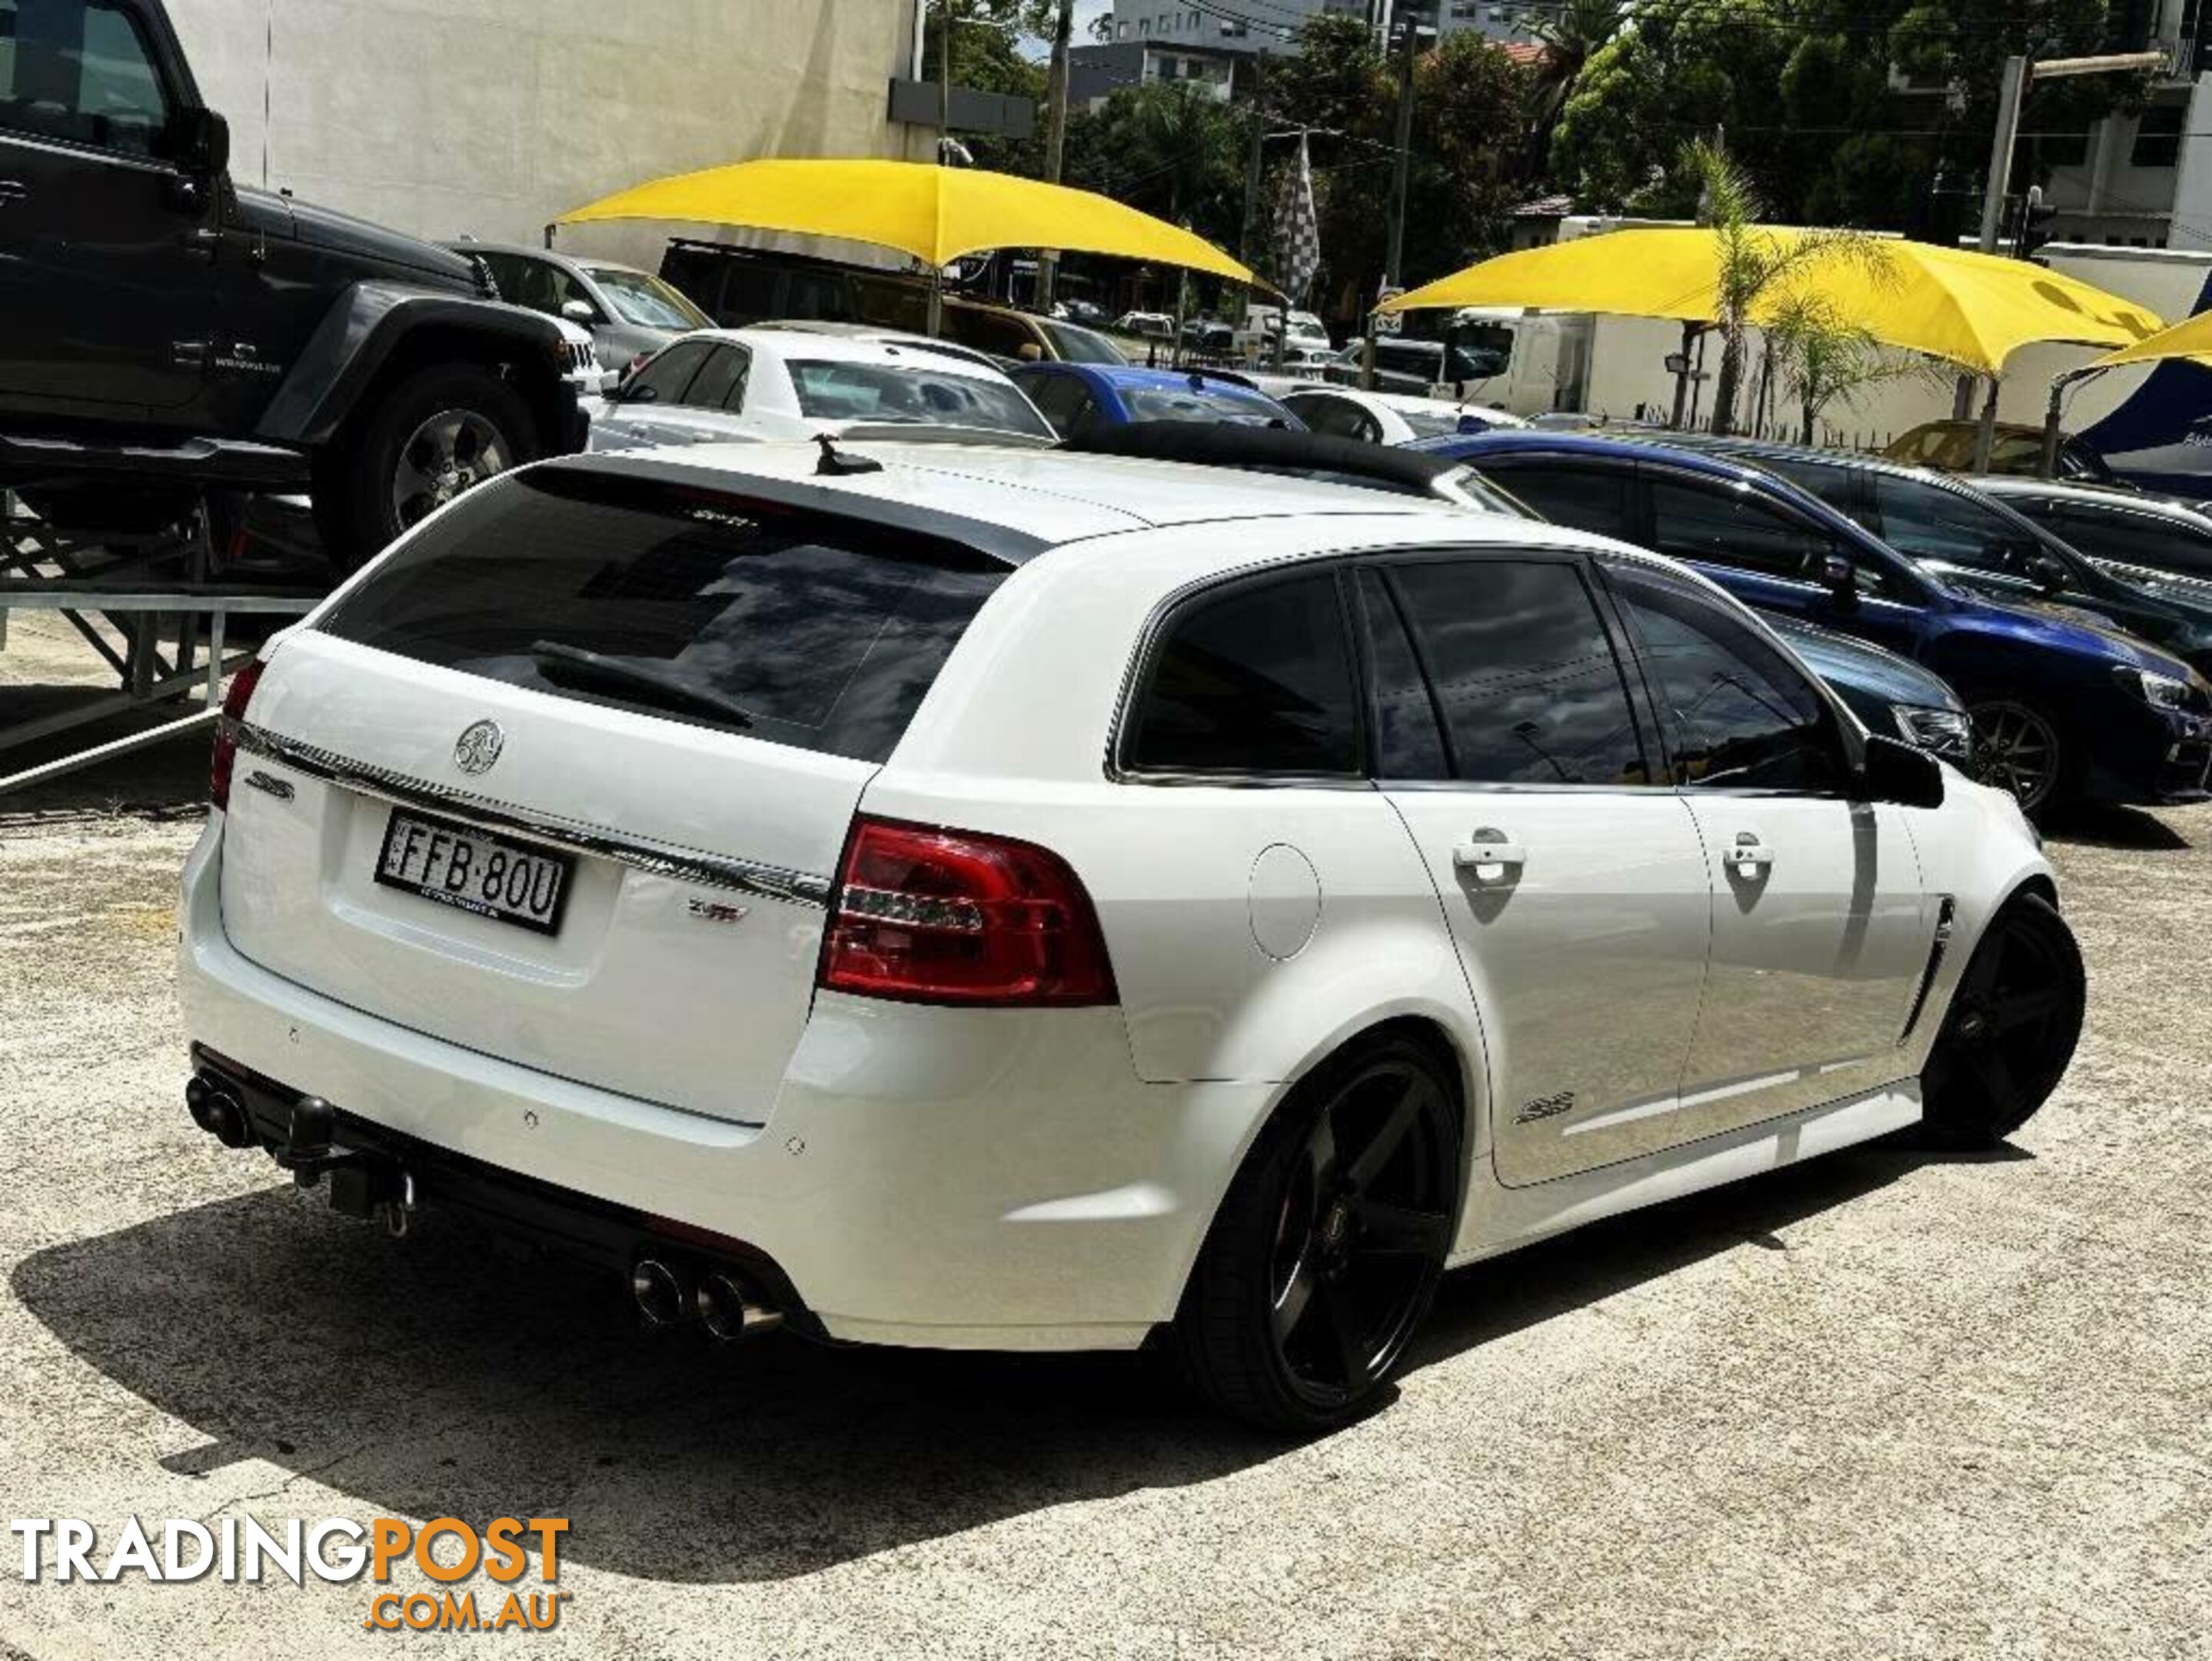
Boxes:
[1010,362,1304,441]
[1413,430,2212,817]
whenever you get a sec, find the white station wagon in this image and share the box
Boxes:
[181,444,2084,1430]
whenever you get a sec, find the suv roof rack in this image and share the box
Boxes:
[1064,421,1465,494]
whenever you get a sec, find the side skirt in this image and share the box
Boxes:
[1446,1080,1922,1267]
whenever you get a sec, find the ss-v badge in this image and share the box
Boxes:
[687,898,751,927]
[453,720,504,776]
[1515,1089,1576,1125]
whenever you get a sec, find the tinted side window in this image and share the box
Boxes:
[1869,473,2041,573]
[1648,474,1836,580]
[1126,574,1359,775]
[1472,461,1632,539]
[0,0,171,155]
[318,469,1006,764]
[1355,569,1450,780]
[1021,372,1094,438]
[1389,558,1650,787]
[622,340,712,404]
[947,307,1039,359]
[1293,396,1381,442]
[2045,506,2212,579]
[1608,563,1844,794]
[681,344,749,411]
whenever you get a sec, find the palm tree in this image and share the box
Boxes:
[1763,292,1940,444]
[1685,140,1894,436]
[1528,0,1628,171]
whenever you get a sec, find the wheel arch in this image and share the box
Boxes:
[254,282,577,453]
[1164,1001,1487,1319]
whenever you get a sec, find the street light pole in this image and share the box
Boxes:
[1363,18,1419,391]
[1036,0,1075,312]
[1954,53,2028,424]
[1960,48,2167,464]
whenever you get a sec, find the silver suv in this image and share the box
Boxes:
[448,242,713,380]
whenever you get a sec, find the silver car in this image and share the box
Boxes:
[447,241,713,381]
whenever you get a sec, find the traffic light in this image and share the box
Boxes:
[2015,184,2059,261]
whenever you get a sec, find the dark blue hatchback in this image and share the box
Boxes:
[1413,430,2212,817]
[1010,363,1303,441]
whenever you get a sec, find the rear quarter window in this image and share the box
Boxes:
[317,468,1008,764]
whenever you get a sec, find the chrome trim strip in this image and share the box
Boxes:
[235,723,832,909]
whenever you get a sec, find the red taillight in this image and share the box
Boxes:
[208,658,265,809]
[819,817,1117,1007]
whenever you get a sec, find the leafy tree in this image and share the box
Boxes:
[1550,0,2140,235]
[1525,0,1628,171]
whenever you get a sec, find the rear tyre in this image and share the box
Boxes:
[1174,1035,1459,1434]
[314,363,537,574]
[1966,696,2077,821]
[1913,893,2084,1150]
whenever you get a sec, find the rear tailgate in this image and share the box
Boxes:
[218,464,1013,1123]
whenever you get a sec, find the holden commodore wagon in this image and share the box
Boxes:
[179,442,2084,1430]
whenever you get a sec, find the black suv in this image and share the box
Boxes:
[0,0,584,568]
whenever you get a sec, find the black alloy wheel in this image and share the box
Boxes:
[1177,1036,1459,1433]
[1916,892,2085,1150]
[1968,699,2067,818]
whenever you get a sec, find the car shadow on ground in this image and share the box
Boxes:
[2041,802,2191,851]
[8,1135,1999,1585]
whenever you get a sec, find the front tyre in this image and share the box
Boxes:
[1175,1036,1460,1434]
[314,363,537,574]
[1914,893,2085,1150]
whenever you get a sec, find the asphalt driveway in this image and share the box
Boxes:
[0,753,2205,1659]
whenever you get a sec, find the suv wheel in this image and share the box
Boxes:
[1175,1035,1459,1433]
[316,363,537,573]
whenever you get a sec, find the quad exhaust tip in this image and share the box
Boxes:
[185,1073,255,1150]
[697,1269,786,1341]
[630,1257,783,1340]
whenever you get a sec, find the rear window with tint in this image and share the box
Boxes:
[318,468,1006,763]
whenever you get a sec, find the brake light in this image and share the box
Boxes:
[819,817,1117,1007]
[208,658,265,809]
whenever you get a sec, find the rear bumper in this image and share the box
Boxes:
[177,820,1272,1351]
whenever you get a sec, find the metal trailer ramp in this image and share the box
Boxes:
[0,489,324,798]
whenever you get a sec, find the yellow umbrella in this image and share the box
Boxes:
[558,157,1260,288]
[2086,307,2212,370]
[1379,227,2162,375]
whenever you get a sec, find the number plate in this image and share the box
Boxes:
[374,808,574,936]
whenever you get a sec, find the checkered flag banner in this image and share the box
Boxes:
[1273,133,1320,304]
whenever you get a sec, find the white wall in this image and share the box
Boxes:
[167,0,923,269]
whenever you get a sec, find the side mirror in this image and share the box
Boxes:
[175,108,229,176]
[1821,551,1858,604]
[560,298,596,325]
[1858,733,1945,809]
[2027,551,2069,592]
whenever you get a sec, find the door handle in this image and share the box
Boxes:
[1729,832,1775,879]
[1453,828,1526,884]
[0,179,28,206]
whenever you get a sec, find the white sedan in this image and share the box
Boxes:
[1278,384,1528,444]
[181,441,2081,1431]
[585,328,1056,452]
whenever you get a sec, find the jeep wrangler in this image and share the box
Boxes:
[0,0,584,571]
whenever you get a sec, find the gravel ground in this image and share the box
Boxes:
[0,729,2207,1659]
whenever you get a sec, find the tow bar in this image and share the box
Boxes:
[186,1073,418,1237]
